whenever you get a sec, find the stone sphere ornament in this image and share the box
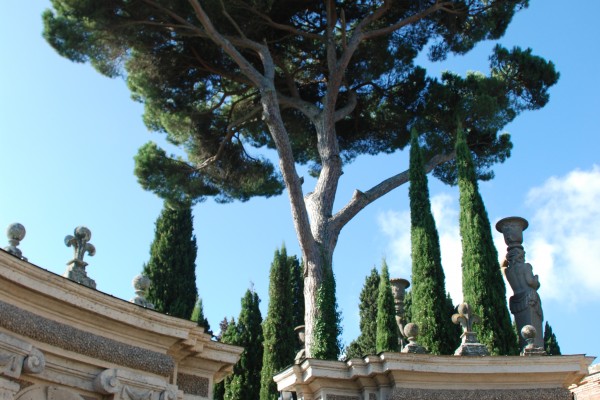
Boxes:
[404,323,419,339]
[4,222,27,260]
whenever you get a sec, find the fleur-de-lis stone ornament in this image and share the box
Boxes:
[4,223,27,261]
[452,303,489,356]
[63,226,96,289]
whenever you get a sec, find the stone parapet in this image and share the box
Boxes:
[274,352,595,400]
[0,249,242,400]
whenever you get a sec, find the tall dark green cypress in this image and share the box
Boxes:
[456,127,518,355]
[214,318,237,400]
[312,263,342,360]
[408,129,457,355]
[544,322,561,355]
[191,297,211,334]
[289,259,305,330]
[376,260,399,352]
[260,246,299,400]
[223,290,264,400]
[143,201,198,319]
[346,268,380,358]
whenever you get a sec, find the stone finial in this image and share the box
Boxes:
[4,223,27,261]
[521,325,547,356]
[63,226,97,289]
[130,274,155,309]
[452,303,489,356]
[294,325,306,362]
[401,322,427,354]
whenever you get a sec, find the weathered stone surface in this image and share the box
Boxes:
[570,364,600,400]
[0,300,174,377]
[389,387,571,400]
[176,373,209,398]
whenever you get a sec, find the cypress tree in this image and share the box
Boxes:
[376,260,399,352]
[223,290,264,400]
[260,246,298,400]
[544,322,561,355]
[289,259,305,330]
[214,318,237,400]
[408,129,457,355]
[143,201,198,319]
[456,127,518,355]
[190,297,211,334]
[346,268,380,358]
[312,263,342,360]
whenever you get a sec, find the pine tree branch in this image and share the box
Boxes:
[330,150,456,234]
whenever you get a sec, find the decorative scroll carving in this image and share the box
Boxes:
[94,369,179,400]
[0,332,45,380]
[22,349,45,375]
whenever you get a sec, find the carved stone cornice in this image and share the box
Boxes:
[0,332,45,380]
[0,301,173,377]
[94,369,180,400]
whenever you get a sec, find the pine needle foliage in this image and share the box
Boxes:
[312,263,342,360]
[456,127,519,355]
[143,202,198,319]
[260,246,300,400]
[544,321,562,355]
[346,268,380,358]
[408,129,457,355]
[376,260,399,353]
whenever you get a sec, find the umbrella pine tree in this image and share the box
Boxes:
[456,127,518,355]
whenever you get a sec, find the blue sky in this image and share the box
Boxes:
[1,1,599,363]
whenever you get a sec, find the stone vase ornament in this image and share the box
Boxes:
[294,325,306,362]
[496,217,544,349]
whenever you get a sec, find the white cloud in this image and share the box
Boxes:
[524,165,600,305]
